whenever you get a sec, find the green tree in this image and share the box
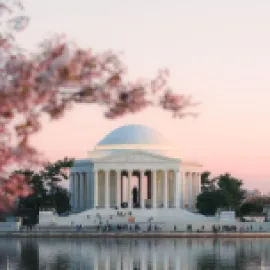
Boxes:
[15,171,47,225]
[201,171,216,192]
[15,157,73,224]
[239,201,264,216]
[41,158,74,209]
[196,190,225,215]
[196,172,245,216]
[50,186,71,214]
[217,173,245,210]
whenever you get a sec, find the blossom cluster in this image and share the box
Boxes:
[0,0,196,211]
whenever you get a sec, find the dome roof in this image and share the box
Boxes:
[95,124,169,150]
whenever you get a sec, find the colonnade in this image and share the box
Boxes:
[70,172,90,211]
[70,169,201,211]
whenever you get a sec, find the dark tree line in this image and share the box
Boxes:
[14,158,74,225]
[196,171,269,219]
[196,172,246,216]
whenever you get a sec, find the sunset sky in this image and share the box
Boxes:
[19,0,270,192]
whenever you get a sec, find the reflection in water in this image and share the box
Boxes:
[0,238,269,269]
[19,240,39,270]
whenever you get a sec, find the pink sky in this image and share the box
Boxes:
[19,0,270,192]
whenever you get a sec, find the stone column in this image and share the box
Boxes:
[116,170,121,208]
[188,173,193,209]
[105,170,110,208]
[127,170,132,208]
[183,172,186,208]
[193,173,197,199]
[75,173,79,210]
[70,173,74,209]
[73,173,76,210]
[87,171,92,208]
[80,173,84,210]
[192,173,196,202]
[94,170,99,208]
[152,170,157,208]
[179,172,183,208]
[198,173,201,194]
[73,174,76,210]
[78,173,81,209]
[140,170,145,208]
[163,170,168,208]
[174,170,180,208]
[72,174,75,209]
[193,173,197,208]
[193,173,198,209]
[84,172,87,208]
[187,172,190,208]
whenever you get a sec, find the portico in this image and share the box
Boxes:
[69,125,202,212]
[70,168,191,210]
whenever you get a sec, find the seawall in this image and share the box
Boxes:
[1,232,270,239]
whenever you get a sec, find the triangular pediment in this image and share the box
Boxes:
[95,150,179,164]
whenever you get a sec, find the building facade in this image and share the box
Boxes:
[69,125,202,212]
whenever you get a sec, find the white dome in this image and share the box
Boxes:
[95,125,169,150]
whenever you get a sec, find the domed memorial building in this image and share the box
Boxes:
[69,125,202,212]
[39,125,264,230]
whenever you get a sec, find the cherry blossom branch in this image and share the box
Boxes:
[0,0,198,212]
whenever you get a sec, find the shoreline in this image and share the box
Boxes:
[1,232,270,239]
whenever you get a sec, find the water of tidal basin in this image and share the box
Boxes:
[1,238,270,269]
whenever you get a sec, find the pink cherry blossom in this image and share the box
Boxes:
[0,0,197,212]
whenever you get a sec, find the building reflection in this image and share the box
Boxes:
[0,238,269,269]
[19,239,39,270]
[35,238,270,270]
[0,239,21,269]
